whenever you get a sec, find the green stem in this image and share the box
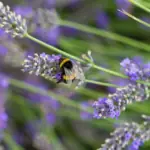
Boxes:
[59,20,150,52]
[25,33,150,87]
[25,33,84,63]
[10,78,93,113]
[128,0,150,13]
[85,79,120,88]
[25,33,126,78]
[119,10,150,28]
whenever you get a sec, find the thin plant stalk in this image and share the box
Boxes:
[25,33,127,78]
[25,33,150,86]
[59,20,150,52]
[128,0,150,13]
[85,79,120,88]
[119,10,150,28]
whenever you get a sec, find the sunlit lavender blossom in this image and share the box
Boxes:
[93,58,150,119]
[22,53,61,81]
[99,122,141,150]
[0,2,27,37]
[108,77,129,93]
[120,58,150,81]
[93,82,149,119]
[99,119,150,150]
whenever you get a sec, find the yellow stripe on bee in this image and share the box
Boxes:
[63,74,75,80]
[60,58,70,68]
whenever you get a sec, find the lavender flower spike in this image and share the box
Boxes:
[93,82,150,119]
[120,58,150,81]
[99,119,150,150]
[0,2,27,38]
[93,58,150,119]
[22,53,61,81]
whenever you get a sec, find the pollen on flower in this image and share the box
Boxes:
[0,1,27,38]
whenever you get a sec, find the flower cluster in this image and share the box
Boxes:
[93,82,149,119]
[99,116,150,150]
[22,52,88,88]
[0,2,27,37]
[22,53,61,81]
[120,58,150,81]
[93,58,150,119]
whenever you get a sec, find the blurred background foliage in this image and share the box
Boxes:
[0,0,149,149]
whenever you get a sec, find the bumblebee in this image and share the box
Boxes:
[56,51,93,88]
[57,58,76,84]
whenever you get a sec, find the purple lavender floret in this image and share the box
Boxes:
[120,58,150,81]
[22,53,61,81]
[120,58,143,81]
[99,119,150,150]
[93,82,149,119]
[128,138,143,150]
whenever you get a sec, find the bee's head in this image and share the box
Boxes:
[63,61,73,69]
[59,58,73,69]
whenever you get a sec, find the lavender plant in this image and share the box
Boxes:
[93,58,150,119]
[0,0,150,150]
[0,2,27,38]
[99,115,150,150]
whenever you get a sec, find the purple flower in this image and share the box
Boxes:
[100,119,150,150]
[120,58,150,81]
[96,10,109,29]
[93,83,149,119]
[93,97,116,119]
[22,53,61,82]
[128,139,142,150]
[0,2,27,38]
[108,77,129,93]
[80,101,93,120]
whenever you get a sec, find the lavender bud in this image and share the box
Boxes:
[0,2,27,38]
